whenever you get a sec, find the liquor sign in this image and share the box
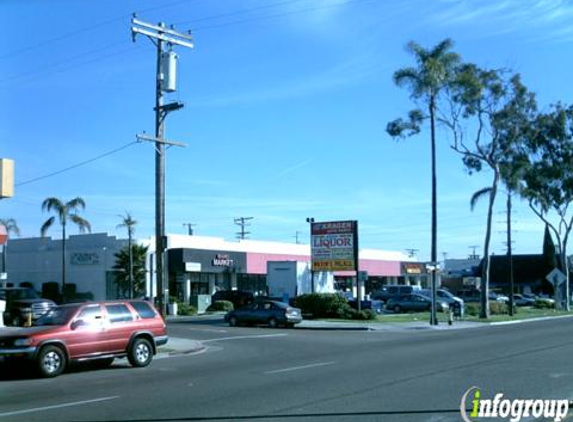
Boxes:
[310,220,358,271]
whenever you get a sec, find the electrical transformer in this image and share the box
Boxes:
[160,51,178,93]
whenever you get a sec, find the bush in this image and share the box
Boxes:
[490,301,509,315]
[294,293,349,319]
[178,303,198,316]
[207,300,234,312]
[465,303,479,316]
[535,299,555,309]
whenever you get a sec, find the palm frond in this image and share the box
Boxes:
[70,215,91,233]
[41,197,64,214]
[66,197,86,211]
[470,187,493,211]
[40,217,56,237]
[0,218,20,237]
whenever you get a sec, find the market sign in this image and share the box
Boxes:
[310,220,358,272]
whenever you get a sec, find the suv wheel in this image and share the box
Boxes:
[128,338,153,368]
[393,305,402,313]
[37,345,66,378]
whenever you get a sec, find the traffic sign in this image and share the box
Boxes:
[546,268,567,286]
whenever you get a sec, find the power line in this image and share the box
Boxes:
[15,141,139,187]
[173,0,308,25]
[0,0,201,61]
[0,41,130,85]
[190,0,367,32]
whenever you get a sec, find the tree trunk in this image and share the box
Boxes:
[62,223,67,304]
[129,234,134,299]
[429,96,438,325]
[480,169,499,318]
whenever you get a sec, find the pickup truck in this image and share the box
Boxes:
[0,287,56,326]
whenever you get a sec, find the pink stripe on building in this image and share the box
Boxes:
[247,253,401,277]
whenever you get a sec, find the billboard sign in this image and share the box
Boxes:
[310,220,358,271]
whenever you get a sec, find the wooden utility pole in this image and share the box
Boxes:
[131,16,192,315]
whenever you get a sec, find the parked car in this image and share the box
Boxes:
[512,294,536,307]
[211,290,255,310]
[225,300,302,328]
[0,300,168,377]
[371,285,421,303]
[456,289,481,303]
[348,299,384,314]
[419,288,464,315]
[0,287,56,326]
[489,291,510,303]
[385,293,449,313]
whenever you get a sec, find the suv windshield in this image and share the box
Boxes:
[34,305,81,326]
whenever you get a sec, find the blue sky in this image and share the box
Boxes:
[1,0,573,261]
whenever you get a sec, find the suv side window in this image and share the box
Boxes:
[129,301,157,319]
[105,304,134,323]
[76,305,104,328]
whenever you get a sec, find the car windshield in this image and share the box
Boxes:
[34,305,81,326]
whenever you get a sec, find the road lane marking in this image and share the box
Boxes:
[265,361,336,374]
[0,396,120,418]
[202,333,287,343]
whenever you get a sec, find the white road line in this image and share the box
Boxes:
[0,396,120,418]
[202,333,287,343]
[265,361,336,375]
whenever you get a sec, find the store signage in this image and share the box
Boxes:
[402,263,425,274]
[310,220,358,272]
[185,262,202,272]
[71,252,100,265]
[212,254,234,267]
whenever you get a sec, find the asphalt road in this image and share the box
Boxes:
[1,317,573,422]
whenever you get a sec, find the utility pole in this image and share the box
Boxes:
[405,248,419,259]
[131,15,193,316]
[469,245,480,260]
[294,231,302,244]
[183,223,196,235]
[234,217,253,240]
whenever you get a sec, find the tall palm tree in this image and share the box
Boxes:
[117,212,137,299]
[0,218,20,286]
[40,197,91,301]
[389,39,461,325]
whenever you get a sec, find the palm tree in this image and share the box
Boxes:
[112,244,148,299]
[40,197,91,301]
[388,39,461,325]
[0,218,20,286]
[117,212,137,299]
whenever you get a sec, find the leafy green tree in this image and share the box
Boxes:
[0,218,20,282]
[117,212,137,299]
[519,104,573,310]
[446,66,537,318]
[40,197,91,301]
[112,244,148,299]
[387,38,461,325]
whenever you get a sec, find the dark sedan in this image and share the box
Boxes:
[386,294,449,313]
[225,300,303,328]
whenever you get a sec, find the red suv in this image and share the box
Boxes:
[0,300,168,377]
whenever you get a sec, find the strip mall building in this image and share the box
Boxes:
[2,233,431,302]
